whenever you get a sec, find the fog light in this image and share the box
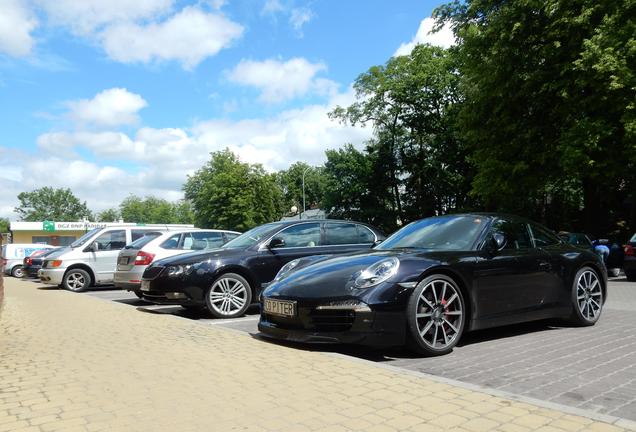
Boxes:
[316,300,371,312]
[166,292,187,299]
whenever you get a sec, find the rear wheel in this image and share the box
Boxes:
[11,265,24,278]
[205,273,252,319]
[406,274,465,356]
[63,269,92,292]
[570,267,603,326]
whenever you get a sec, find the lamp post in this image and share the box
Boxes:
[301,166,311,220]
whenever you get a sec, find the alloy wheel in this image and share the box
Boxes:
[66,272,86,291]
[576,270,602,321]
[208,276,248,317]
[415,278,463,350]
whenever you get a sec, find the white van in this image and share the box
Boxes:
[39,225,187,292]
[2,243,58,278]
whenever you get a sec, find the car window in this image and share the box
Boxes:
[273,223,321,248]
[530,224,561,247]
[224,232,240,243]
[132,229,162,242]
[160,233,181,250]
[630,233,636,242]
[93,230,126,251]
[324,223,375,245]
[491,219,532,250]
[192,232,225,249]
[127,232,163,249]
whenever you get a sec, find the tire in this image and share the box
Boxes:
[569,266,603,326]
[205,273,252,319]
[625,270,636,282]
[63,269,92,292]
[11,265,24,278]
[406,274,466,356]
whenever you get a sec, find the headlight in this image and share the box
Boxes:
[166,264,193,277]
[274,259,302,282]
[354,257,399,289]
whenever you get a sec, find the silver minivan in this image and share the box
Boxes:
[2,243,58,278]
[39,225,190,291]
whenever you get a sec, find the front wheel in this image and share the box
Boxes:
[63,269,92,292]
[11,265,24,278]
[570,267,603,326]
[406,274,466,356]
[205,273,252,319]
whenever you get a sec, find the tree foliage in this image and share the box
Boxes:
[184,149,285,231]
[119,196,194,224]
[97,208,120,222]
[15,187,93,222]
[276,162,327,213]
[435,0,636,236]
[0,218,9,233]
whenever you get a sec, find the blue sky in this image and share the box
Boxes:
[0,0,454,218]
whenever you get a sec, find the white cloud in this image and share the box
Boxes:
[100,6,243,69]
[262,0,284,14]
[0,0,37,57]
[228,57,338,103]
[289,8,313,33]
[65,88,148,127]
[394,17,455,56]
[34,0,173,35]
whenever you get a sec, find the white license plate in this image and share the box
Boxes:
[140,280,151,291]
[118,256,129,265]
[263,298,296,317]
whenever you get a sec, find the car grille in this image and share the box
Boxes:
[142,266,165,280]
[309,309,355,332]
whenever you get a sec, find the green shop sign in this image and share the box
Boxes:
[43,221,55,232]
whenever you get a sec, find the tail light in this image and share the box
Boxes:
[134,251,155,266]
[25,258,33,266]
[625,245,635,257]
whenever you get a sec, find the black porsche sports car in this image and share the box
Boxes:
[259,214,607,356]
[139,219,385,318]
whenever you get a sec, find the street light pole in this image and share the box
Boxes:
[301,166,311,220]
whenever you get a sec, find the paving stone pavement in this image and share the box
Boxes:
[1,277,635,432]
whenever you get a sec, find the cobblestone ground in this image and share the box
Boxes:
[0,277,634,432]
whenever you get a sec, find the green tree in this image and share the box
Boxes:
[277,162,327,214]
[119,196,192,224]
[184,149,285,231]
[15,187,93,222]
[0,217,9,233]
[97,208,120,222]
[435,0,636,235]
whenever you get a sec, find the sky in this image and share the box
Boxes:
[0,0,454,219]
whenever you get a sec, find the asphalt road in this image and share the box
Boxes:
[21,276,636,422]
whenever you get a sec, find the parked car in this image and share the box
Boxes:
[40,225,184,292]
[140,220,385,318]
[624,233,636,281]
[259,214,607,356]
[559,232,622,277]
[2,243,58,278]
[115,229,241,297]
[23,248,60,278]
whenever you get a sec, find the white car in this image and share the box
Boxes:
[2,243,58,278]
[40,225,189,291]
[114,229,240,297]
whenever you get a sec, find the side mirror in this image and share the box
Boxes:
[84,242,99,253]
[485,233,506,254]
[269,238,285,249]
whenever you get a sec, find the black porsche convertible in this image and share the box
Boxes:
[258,214,607,356]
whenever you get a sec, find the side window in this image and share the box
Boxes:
[160,233,181,250]
[94,230,126,251]
[224,232,240,243]
[356,225,376,243]
[181,233,195,250]
[192,232,225,249]
[132,229,162,242]
[491,220,532,250]
[530,224,561,247]
[324,223,374,245]
[273,223,321,248]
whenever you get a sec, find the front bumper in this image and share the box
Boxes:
[39,268,66,285]
[258,301,405,348]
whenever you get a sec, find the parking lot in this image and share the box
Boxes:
[23,276,636,423]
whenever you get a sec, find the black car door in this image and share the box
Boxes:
[255,222,324,286]
[528,223,569,308]
[474,218,553,320]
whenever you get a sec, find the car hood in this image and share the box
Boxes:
[151,247,246,266]
[42,247,71,259]
[263,249,444,299]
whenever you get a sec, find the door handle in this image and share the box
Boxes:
[539,261,551,271]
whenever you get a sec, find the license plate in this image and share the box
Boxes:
[118,256,129,265]
[263,298,296,317]
[140,280,151,291]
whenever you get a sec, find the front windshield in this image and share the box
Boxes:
[222,223,284,249]
[375,215,489,251]
[70,228,102,248]
[631,233,636,242]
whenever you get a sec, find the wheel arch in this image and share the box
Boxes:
[416,266,473,330]
[64,264,95,287]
